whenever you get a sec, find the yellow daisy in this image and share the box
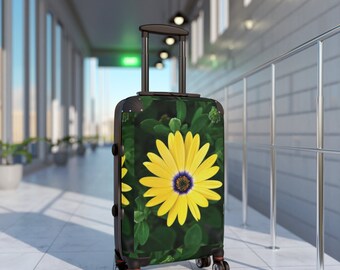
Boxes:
[139,131,222,226]
[121,155,132,206]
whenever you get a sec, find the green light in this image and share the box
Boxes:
[120,55,140,67]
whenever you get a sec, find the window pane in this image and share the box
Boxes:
[218,0,229,35]
[46,13,52,139]
[12,0,24,143]
[29,0,36,138]
[54,23,62,138]
[55,24,62,101]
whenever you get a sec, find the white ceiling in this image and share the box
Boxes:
[69,0,195,66]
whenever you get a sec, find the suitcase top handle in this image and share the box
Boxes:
[139,24,189,36]
[139,24,188,94]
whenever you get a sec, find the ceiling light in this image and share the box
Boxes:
[155,61,164,69]
[244,19,254,30]
[164,36,176,46]
[159,50,170,60]
[169,11,188,26]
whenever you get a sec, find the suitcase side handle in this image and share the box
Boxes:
[139,24,188,94]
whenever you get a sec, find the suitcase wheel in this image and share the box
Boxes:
[212,260,230,270]
[115,260,127,270]
[195,256,211,268]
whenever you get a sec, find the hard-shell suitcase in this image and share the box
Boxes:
[112,24,229,270]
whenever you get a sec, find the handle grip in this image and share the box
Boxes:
[139,24,189,36]
[139,24,188,94]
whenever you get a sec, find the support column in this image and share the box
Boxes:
[51,15,57,143]
[242,78,248,227]
[36,0,47,160]
[316,40,324,270]
[2,0,12,143]
[23,0,30,139]
[78,55,84,138]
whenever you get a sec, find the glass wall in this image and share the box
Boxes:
[12,0,24,143]
[29,0,36,138]
[54,23,62,139]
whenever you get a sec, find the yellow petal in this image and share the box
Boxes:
[177,195,188,225]
[188,143,210,173]
[122,194,129,206]
[186,134,200,170]
[184,132,193,154]
[156,140,178,172]
[121,155,126,166]
[121,168,128,178]
[147,152,171,173]
[140,176,171,188]
[167,198,179,227]
[187,196,201,221]
[195,180,223,189]
[121,182,132,192]
[168,133,176,160]
[157,192,179,216]
[146,193,168,207]
[194,166,220,182]
[143,187,172,197]
[192,154,217,177]
[143,162,173,180]
[196,188,221,201]
[174,131,185,171]
[188,190,209,207]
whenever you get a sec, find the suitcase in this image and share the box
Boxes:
[112,24,229,270]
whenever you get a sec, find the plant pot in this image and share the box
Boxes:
[90,143,98,152]
[0,164,23,190]
[77,144,86,156]
[53,151,68,166]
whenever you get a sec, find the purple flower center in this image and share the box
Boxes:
[173,171,193,194]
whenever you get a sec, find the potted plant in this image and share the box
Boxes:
[89,135,99,152]
[76,137,86,156]
[0,138,37,190]
[50,135,73,166]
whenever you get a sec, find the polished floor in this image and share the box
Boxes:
[0,147,339,270]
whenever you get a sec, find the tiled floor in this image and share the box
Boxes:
[0,147,339,270]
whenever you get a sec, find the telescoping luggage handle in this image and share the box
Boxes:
[139,24,189,94]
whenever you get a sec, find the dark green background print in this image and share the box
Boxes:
[120,95,224,265]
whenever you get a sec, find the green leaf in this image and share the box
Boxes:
[182,224,203,258]
[141,96,153,110]
[153,124,171,136]
[140,119,159,133]
[180,123,188,133]
[184,223,202,248]
[191,107,203,126]
[169,118,181,132]
[160,255,175,263]
[135,196,145,212]
[191,115,209,134]
[136,221,150,246]
[176,100,187,122]
[134,211,145,223]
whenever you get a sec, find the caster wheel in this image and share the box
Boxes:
[212,260,229,270]
[115,261,127,270]
[196,256,211,268]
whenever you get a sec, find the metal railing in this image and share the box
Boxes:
[220,24,340,270]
